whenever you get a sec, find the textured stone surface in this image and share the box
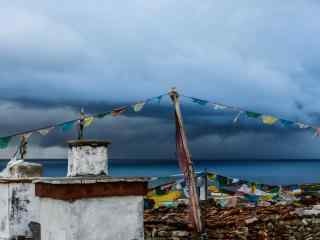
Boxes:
[67,142,108,177]
[0,182,39,240]
[40,196,144,240]
[144,203,320,240]
[9,162,42,178]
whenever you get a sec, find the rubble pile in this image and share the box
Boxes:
[144,202,320,240]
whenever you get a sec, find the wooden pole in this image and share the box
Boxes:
[19,136,28,159]
[78,108,85,140]
[204,168,208,202]
[169,87,203,233]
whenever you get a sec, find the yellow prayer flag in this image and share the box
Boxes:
[83,117,94,128]
[261,115,278,125]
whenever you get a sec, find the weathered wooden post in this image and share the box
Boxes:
[169,88,203,233]
[204,168,208,202]
[19,135,28,160]
[78,108,85,140]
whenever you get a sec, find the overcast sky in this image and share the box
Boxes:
[1,0,320,160]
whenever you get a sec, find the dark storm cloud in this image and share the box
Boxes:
[0,1,320,159]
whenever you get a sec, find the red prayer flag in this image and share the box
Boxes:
[111,107,127,117]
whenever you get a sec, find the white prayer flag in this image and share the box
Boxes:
[133,101,145,112]
[38,127,54,136]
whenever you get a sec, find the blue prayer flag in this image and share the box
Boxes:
[280,119,294,127]
[191,97,208,106]
[60,121,76,132]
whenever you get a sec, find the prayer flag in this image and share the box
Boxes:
[191,97,208,106]
[233,111,243,123]
[84,117,94,128]
[212,103,227,111]
[296,122,310,129]
[246,111,262,118]
[96,112,108,119]
[314,128,320,137]
[0,136,12,149]
[133,101,145,112]
[38,127,54,136]
[156,95,163,103]
[261,115,278,125]
[148,95,163,104]
[280,119,294,127]
[111,107,127,117]
[60,121,76,132]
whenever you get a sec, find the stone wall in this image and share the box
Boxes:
[0,182,39,240]
[145,203,320,240]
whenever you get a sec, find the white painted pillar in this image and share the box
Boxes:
[67,140,111,177]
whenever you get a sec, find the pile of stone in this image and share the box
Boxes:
[144,200,320,240]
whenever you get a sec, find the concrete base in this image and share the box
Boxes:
[40,196,144,240]
[0,180,39,240]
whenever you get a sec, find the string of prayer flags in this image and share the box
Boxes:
[0,136,12,149]
[261,115,278,125]
[83,117,94,128]
[184,94,320,138]
[60,120,77,132]
[246,111,262,119]
[38,127,54,136]
[111,106,127,117]
[191,97,208,106]
[133,101,145,112]
[0,93,168,152]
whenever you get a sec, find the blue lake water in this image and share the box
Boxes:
[1,159,320,185]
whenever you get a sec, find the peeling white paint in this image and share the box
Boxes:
[68,145,108,177]
[0,182,39,240]
[40,196,144,240]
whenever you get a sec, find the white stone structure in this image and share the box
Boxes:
[0,161,42,240]
[0,180,40,240]
[36,140,148,240]
[67,140,110,177]
[35,177,148,240]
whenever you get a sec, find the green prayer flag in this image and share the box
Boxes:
[246,111,262,118]
[0,136,12,149]
[96,112,108,119]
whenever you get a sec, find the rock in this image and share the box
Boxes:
[172,230,190,237]
[158,230,170,237]
[245,217,258,225]
[303,219,309,226]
